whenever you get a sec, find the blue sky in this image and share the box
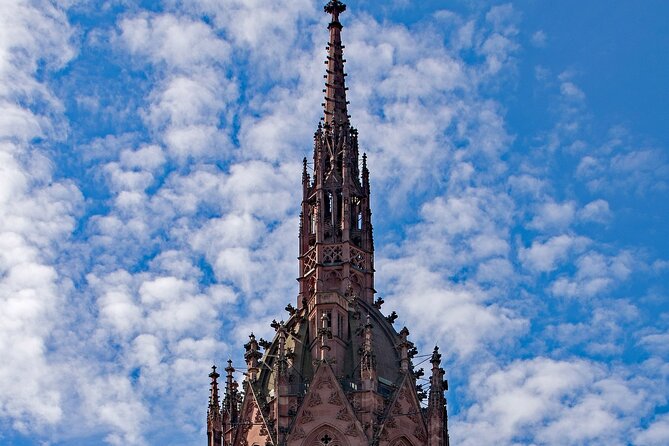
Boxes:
[1,0,668,445]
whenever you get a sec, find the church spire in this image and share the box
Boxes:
[323,0,349,126]
[207,2,452,444]
[298,2,375,341]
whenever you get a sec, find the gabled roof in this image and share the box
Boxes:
[287,361,366,444]
[375,372,428,445]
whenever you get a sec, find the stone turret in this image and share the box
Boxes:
[428,347,450,446]
[244,333,261,382]
[222,360,239,445]
[207,366,222,446]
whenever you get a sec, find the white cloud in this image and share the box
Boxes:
[560,81,586,101]
[519,234,589,273]
[119,144,166,171]
[146,72,235,160]
[380,187,525,359]
[382,262,527,359]
[508,173,547,198]
[579,199,611,223]
[545,302,639,357]
[575,130,669,196]
[118,13,230,69]
[455,358,656,446]
[531,30,547,47]
[551,251,633,298]
[118,12,238,162]
[80,374,149,446]
[0,1,665,444]
[635,413,669,446]
[528,200,576,231]
[638,332,669,356]
[0,0,83,433]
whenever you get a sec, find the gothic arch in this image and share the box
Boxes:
[324,270,341,290]
[389,436,414,446]
[302,424,350,446]
[347,273,362,297]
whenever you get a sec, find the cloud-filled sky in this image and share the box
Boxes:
[1,0,668,444]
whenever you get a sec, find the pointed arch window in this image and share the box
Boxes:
[306,427,349,446]
[389,437,414,446]
[325,192,333,226]
[322,310,332,329]
[350,196,362,231]
[310,206,317,234]
[336,192,342,228]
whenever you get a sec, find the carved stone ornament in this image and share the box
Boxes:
[345,423,358,437]
[290,426,306,440]
[414,425,427,442]
[336,408,352,421]
[399,387,409,402]
[391,401,402,415]
[316,376,334,389]
[254,408,264,423]
[308,392,322,407]
[301,410,314,424]
[240,419,251,436]
[328,391,343,406]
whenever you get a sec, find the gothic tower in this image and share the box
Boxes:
[207,2,450,445]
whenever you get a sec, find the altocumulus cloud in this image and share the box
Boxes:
[0,0,667,445]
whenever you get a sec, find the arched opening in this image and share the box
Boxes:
[336,192,342,229]
[302,425,350,446]
[389,436,414,446]
[310,206,317,234]
[325,192,333,225]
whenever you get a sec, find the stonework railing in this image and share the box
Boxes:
[303,248,317,274]
[303,243,370,276]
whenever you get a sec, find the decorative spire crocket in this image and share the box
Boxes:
[323,0,349,126]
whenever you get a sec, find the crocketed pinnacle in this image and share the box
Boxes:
[323,0,349,126]
[208,365,221,413]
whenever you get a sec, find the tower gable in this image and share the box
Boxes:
[287,362,367,445]
[376,374,428,445]
[233,385,274,446]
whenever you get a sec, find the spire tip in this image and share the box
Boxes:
[324,0,346,15]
